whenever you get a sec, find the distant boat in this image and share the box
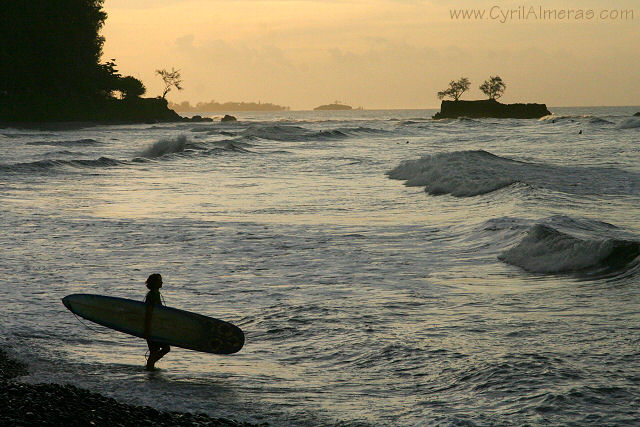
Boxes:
[314,102,353,111]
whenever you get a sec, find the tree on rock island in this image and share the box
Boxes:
[437,77,471,101]
[479,76,506,100]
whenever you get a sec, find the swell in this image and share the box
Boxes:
[239,124,387,142]
[0,157,125,173]
[25,138,103,147]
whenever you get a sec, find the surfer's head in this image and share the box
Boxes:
[146,273,163,290]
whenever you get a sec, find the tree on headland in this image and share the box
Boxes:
[156,68,183,99]
[96,59,144,99]
[479,76,506,100]
[0,1,153,121]
[116,76,146,99]
[437,77,471,101]
[1,0,108,119]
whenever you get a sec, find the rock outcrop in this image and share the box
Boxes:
[433,99,551,119]
[221,114,237,122]
[185,115,214,122]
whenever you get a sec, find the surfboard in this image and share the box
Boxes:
[62,294,244,354]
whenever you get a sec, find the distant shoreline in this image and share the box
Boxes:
[170,101,289,112]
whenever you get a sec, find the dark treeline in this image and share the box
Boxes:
[0,1,177,122]
[169,100,290,112]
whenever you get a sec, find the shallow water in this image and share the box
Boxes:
[1,107,639,425]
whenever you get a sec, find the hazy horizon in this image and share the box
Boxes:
[102,0,639,110]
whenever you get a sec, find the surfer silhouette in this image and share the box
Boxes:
[144,273,170,371]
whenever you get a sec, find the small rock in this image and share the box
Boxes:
[221,114,237,122]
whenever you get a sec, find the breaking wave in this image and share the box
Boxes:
[499,223,640,276]
[139,135,189,158]
[387,150,640,197]
[539,115,583,123]
[138,135,252,159]
[618,118,640,129]
[387,151,521,197]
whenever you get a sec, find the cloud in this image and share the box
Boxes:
[103,0,640,108]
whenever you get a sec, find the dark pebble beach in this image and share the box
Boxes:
[0,349,265,426]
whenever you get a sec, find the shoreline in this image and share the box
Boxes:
[0,348,265,426]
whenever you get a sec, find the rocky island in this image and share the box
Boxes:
[433,76,550,119]
[433,99,551,119]
[314,103,353,111]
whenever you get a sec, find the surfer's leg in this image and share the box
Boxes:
[146,341,162,370]
[156,345,170,362]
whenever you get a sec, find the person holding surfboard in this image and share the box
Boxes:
[144,273,170,371]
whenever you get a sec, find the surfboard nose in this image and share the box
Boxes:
[62,296,72,311]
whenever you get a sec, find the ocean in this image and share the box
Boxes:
[1,107,639,425]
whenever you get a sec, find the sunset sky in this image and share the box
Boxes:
[102,0,639,109]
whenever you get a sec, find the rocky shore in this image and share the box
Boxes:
[0,349,265,426]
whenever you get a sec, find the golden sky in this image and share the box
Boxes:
[102,0,639,109]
